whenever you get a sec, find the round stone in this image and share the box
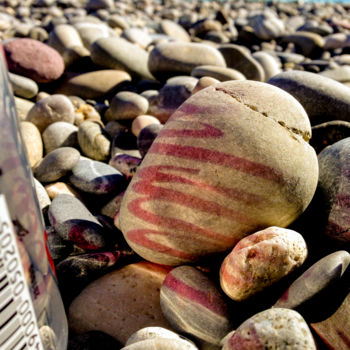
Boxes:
[20,121,43,167]
[70,157,125,194]
[119,80,318,266]
[160,266,232,345]
[105,91,149,121]
[33,147,80,183]
[4,38,64,83]
[148,42,226,81]
[26,94,75,133]
[42,121,78,154]
[220,226,308,301]
[222,308,316,350]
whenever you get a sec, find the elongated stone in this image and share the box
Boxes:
[160,266,232,345]
[119,80,318,265]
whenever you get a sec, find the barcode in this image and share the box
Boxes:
[0,195,43,350]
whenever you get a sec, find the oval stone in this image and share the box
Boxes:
[119,80,318,265]
[48,24,84,55]
[20,121,43,167]
[4,38,64,83]
[148,42,226,81]
[9,72,38,99]
[191,65,246,82]
[219,226,307,301]
[160,266,232,345]
[222,308,316,350]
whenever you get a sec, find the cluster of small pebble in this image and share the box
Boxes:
[1,0,350,349]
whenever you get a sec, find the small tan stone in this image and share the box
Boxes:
[15,96,34,121]
[68,262,174,345]
[20,121,43,167]
[131,115,161,137]
[45,182,81,200]
[192,76,220,95]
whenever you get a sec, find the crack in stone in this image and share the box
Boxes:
[215,87,311,142]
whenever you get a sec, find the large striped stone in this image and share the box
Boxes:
[119,80,318,265]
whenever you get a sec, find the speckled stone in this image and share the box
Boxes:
[119,80,318,266]
[4,38,64,83]
[26,94,75,133]
[68,262,173,345]
[48,194,107,250]
[222,308,316,350]
[160,265,232,345]
[78,121,111,161]
[20,121,43,167]
[105,91,149,121]
[148,42,226,81]
[220,226,307,301]
[70,157,125,194]
[34,147,80,183]
[109,154,142,178]
[42,121,78,154]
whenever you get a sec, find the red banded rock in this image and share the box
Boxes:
[160,266,232,346]
[220,226,307,302]
[119,80,318,266]
[68,262,174,345]
[221,308,317,350]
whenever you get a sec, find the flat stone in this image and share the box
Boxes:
[105,91,149,122]
[218,44,265,81]
[4,38,64,83]
[148,42,226,81]
[324,33,350,50]
[48,24,84,55]
[220,226,307,301]
[20,121,43,167]
[56,70,131,100]
[222,308,316,350]
[77,121,110,161]
[252,51,281,81]
[68,262,173,345]
[90,37,153,80]
[42,121,78,154]
[70,157,125,194]
[250,12,285,40]
[122,28,152,49]
[26,94,75,133]
[8,72,38,99]
[274,250,350,310]
[319,66,350,83]
[74,22,112,49]
[119,80,318,265]
[191,65,246,81]
[160,20,190,42]
[268,70,350,125]
[160,265,232,345]
[34,147,80,183]
[48,194,107,250]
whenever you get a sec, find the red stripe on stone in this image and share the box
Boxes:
[159,122,224,138]
[163,272,227,316]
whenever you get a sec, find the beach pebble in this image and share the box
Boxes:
[74,103,101,126]
[160,265,232,345]
[160,19,191,42]
[74,22,112,49]
[274,250,350,311]
[33,177,51,212]
[101,191,124,219]
[122,28,152,49]
[48,194,107,250]
[192,76,220,95]
[137,123,164,158]
[57,70,131,100]
[121,338,198,350]
[8,72,38,99]
[222,308,316,350]
[48,24,84,55]
[34,147,80,183]
[252,51,281,81]
[45,182,81,200]
[15,96,34,121]
[324,32,350,50]
[220,226,307,301]
[105,91,149,122]
[68,262,173,345]
[119,80,318,266]
[39,325,57,350]
[4,38,64,83]
[90,37,153,80]
[191,65,246,81]
[26,94,75,133]
[251,12,285,40]
[319,66,350,83]
[42,121,78,154]
[78,121,111,161]
[70,157,125,194]
[310,120,350,154]
[131,115,160,137]
[218,44,265,81]
[20,121,43,167]
[268,70,350,125]
[148,42,226,81]
[109,154,142,178]
[317,137,350,242]
[281,32,324,57]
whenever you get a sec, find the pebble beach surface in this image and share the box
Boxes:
[2,0,350,349]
